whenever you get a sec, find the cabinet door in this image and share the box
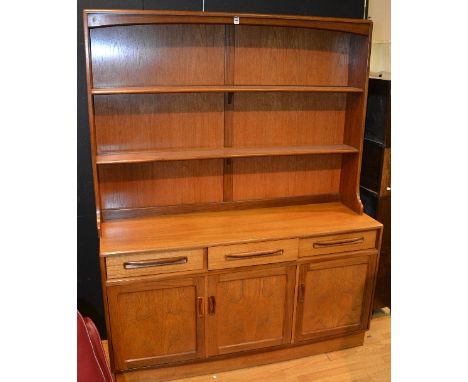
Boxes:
[295,254,377,342]
[107,277,205,371]
[206,265,296,356]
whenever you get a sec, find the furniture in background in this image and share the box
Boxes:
[360,78,391,309]
[78,310,113,382]
[83,10,382,381]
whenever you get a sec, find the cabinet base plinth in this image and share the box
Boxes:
[115,331,365,382]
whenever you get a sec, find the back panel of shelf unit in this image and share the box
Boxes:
[98,160,224,209]
[231,92,347,147]
[90,24,225,87]
[233,26,351,86]
[87,21,369,217]
[94,93,225,153]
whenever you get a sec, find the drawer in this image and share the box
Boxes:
[106,248,204,279]
[299,230,377,258]
[208,239,298,270]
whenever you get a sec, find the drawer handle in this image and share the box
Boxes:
[123,256,188,269]
[313,237,364,248]
[225,249,284,261]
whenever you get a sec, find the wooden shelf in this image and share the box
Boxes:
[96,145,359,164]
[91,85,364,95]
[100,202,382,256]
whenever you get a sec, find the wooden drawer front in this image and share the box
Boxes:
[208,239,298,270]
[299,230,377,258]
[106,249,204,279]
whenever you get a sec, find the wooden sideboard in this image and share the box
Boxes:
[83,10,381,381]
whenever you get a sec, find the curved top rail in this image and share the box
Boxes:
[84,9,372,36]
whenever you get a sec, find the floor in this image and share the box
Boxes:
[103,310,390,382]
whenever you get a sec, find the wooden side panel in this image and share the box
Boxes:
[90,25,225,87]
[206,266,296,356]
[232,155,342,201]
[232,93,347,147]
[340,34,372,213]
[99,160,224,209]
[107,277,205,370]
[295,255,374,342]
[94,94,224,153]
[234,26,350,86]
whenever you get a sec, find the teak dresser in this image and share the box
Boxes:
[83,10,382,382]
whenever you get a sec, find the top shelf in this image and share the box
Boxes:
[91,85,364,95]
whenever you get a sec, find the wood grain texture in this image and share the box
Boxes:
[100,202,382,255]
[206,266,296,356]
[107,314,390,382]
[83,12,102,232]
[98,160,224,209]
[90,24,225,88]
[91,85,364,95]
[96,145,358,164]
[208,238,298,270]
[106,248,204,279]
[340,34,372,214]
[83,11,377,379]
[94,94,224,154]
[234,26,350,86]
[85,10,372,36]
[295,255,373,342]
[113,331,366,382]
[232,155,342,201]
[232,93,347,147]
[298,230,377,257]
[107,277,205,371]
[101,194,341,220]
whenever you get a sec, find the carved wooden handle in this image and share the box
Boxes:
[124,256,188,269]
[225,249,284,261]
[208,296,216,315]
[313,237,364,248]
[197,297,204,317]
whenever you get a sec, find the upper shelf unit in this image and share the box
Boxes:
[84,10,372,219]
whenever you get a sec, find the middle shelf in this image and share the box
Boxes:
[91,85,364,95]
[96,144,359,165]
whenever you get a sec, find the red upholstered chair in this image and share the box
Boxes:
[77,310,114,382]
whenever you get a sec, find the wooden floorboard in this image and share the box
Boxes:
[102,310,390,382]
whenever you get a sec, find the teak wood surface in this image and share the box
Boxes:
[84,10,371,220]
[83,9,378,381]
[100,202,381,256]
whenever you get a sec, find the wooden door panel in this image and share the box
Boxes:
[295,255,375,342]
[207,266,296,356]
[107,277,205,370]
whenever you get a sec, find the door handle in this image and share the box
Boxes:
[208,296,216,315]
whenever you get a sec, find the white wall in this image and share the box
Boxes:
[368,0,391,78]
